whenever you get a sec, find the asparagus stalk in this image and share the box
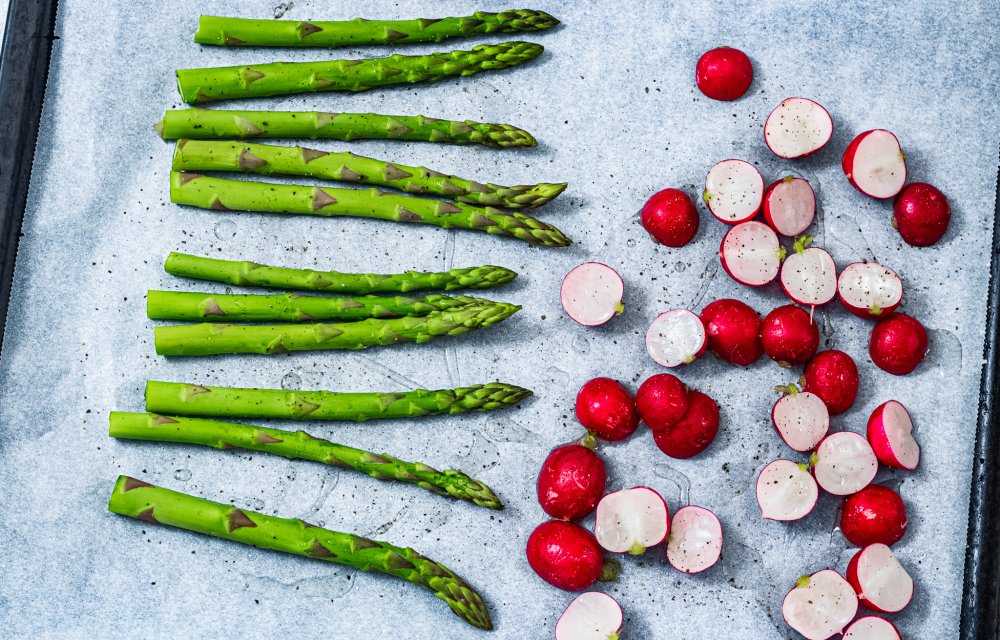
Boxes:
[195,10,558,47]
[154,301,520,356]
[109,413,503,509]
[170,172,572,248]
[172,140,566,209]
[163,252,517,294]
[144,380,532,421]
[108,476,492,629]
[155,110,538,148]
[176,41,543,103]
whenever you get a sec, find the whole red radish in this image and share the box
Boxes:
[701,299,763,366]
[641,188,700,247]
[893,182,951,246]
[867,400,920,470]
[803,350,859,415]
[840,484,908,548]
[636,373,690,431]
[526,520,605,591]
[537,444,607,521]
[695,47,753,101]
[652,390,719,458]
[869,313,928,375]
[842,130,906,199]
[761,304,820,366]
[575,378,639,442]
[846,544,914,614]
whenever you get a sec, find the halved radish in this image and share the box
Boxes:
[837,262,902,319]
[842,616,901,640]
[772,387,829,452]
[867,400,920,470]
[756,459,819,521]
[719,221,781,286]
[646,309,707,367]
[764,98,833,159]
[594,487,670,555]
[842,130,906,199]
[703,159,764,224]
[780,238,837,306]
[846,544,914,614]
[811,432,878,496]
[763,176,816,236]
[782,569,859,640]
[561,263,625,326]
[555,592,623,640]
[666,505,723,573]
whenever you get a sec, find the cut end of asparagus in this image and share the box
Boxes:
[153,119,165,138]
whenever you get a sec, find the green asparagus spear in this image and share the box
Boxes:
[195,10,558,47]
[155,110,538,148]
[172,140,566,209]
[144,380,532,421]
[170,172,572,248]
[176,41,543,103]
[154,301,520,356]
[108,476,492,629]
[163,252,517,294]
[110,413,502,509]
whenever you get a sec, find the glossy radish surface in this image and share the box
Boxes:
[840,484,908,548]
[764,98,833,159]
[893,182,951,246]
[526,520,605,591]
[641,188,700,247]
[695,47,753,101]
[846,544,914,614]
[636,373,690,431]
[701,298,763,366]
[869,313,928,375]
[772,389,829,451]
[781,244,837,306]
[842,130,906,199]
[652,390,720,459]
[812,432,878,496]
[575,378,639,442]
[537,444,607,521]
[867,400,920,470]
[761,304,820,366]
[703,159,764,224]
[720,221,781,286]
[837,262,902,319]
[764,176,816,236]
[756,459,818,521]
[804,350,859,415]
[561,262,625,326]
[555,592,623,640]
[782,570,859,640]
[594,487,670,555]
[842,616,901,640]
[646,309,707,367]
[666,505,723,573]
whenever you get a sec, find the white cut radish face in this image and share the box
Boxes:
[766,177,816,236]
[847,130,906,198]
[773,391,830,452]
[561,262,625,326]
[854,544,914,613]
[838,263,902,317]
[783,570,859,640]
[646,309,706,367]
[555,592,623,640]
[594,487,670,554]
[813,432,878,496]
[720,221,781,286]
[869,400,920,470]
[764,98,833,159]
[756,459,818,521]
[666,506,722,573]
[781,248,837,305]
[704,159,764,223]
[842,616,901,640]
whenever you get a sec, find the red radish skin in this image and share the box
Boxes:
[772,388,829,452]
[837,262,903,319]
[537,445,607,521]
[869,313,928,375]
[764,98,834,159]
[703,159,765,224]
[867,400,920,470]
[561,263,625,327]
[575,378,639,442]
[701,299,763,366]
[840,484,908,548]
[842,130,906,199]
[719,221,781,286]
[812,432,878,496]
[782,570,859,640]
[893,182,951,246]
[636,373,690,431]
[756,459,819,521]
[761,304,820,366]
[594,487,670,555]
[780,241,837,307]
[803,350,859,415]
[764,176,816,236]
[555,592,623,640]
[666,505,723,573]
[646,309,707,368]
[842,616,901,640]
[641,188,700,247]
[846,544,914,614]
[526,520,605,591]
[652,390,720,459]
[695,47,753,101]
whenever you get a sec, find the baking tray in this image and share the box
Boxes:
[1,0,998,637]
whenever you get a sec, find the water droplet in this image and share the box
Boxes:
[281,371,302,390]
[626,238,637,248]
[249,498,265,511]
[214,219,237,240]
[572,334,590,354]
[485,417,538,444]
[653,463,691,506]
[925,327,962,375]
[173,468,192,482]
